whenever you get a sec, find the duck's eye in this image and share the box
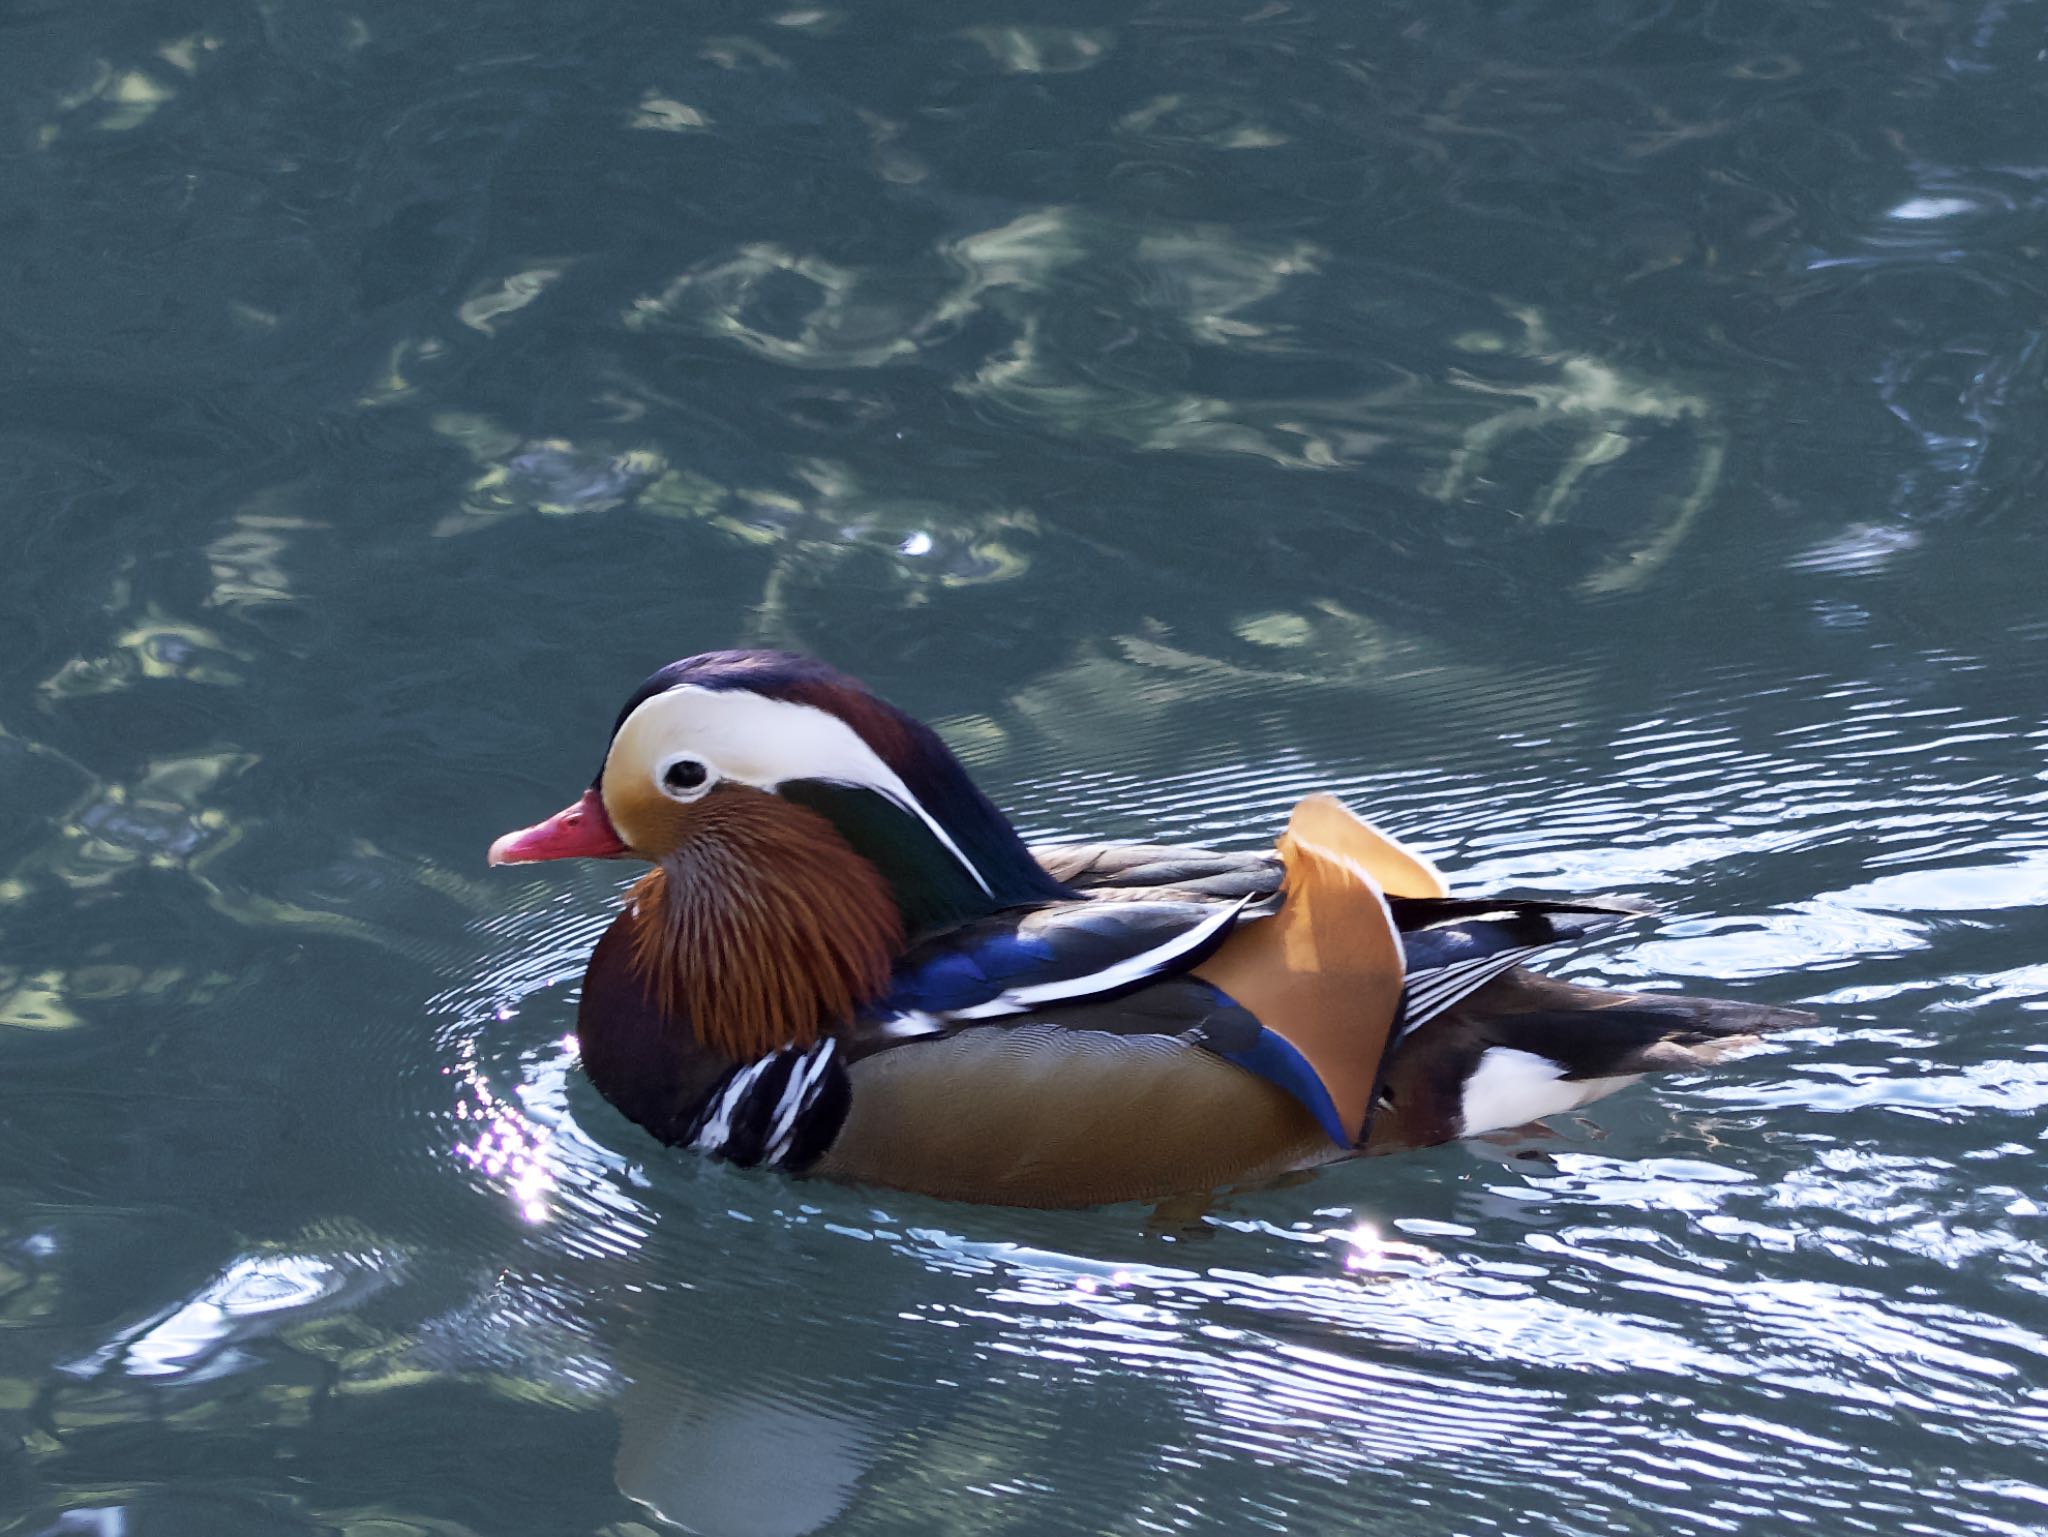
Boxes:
[661,758,711,796]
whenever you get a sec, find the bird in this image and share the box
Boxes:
[488,649,1811,1209]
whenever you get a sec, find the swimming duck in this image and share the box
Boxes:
[490,649,1809,1208]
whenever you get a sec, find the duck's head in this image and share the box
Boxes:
[490,651,1066,1053]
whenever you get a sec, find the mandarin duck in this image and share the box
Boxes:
[489,650,1809,1208]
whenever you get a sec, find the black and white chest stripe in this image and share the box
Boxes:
[687,1039,850,1171]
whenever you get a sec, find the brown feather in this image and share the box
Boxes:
[815,1025,1338,1207]
[626,788,903,1062]
[1193,795,1409,1145]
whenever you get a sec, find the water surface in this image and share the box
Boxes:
[4,1,2046,1534]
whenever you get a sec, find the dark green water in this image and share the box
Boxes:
[5,0,2047,1532]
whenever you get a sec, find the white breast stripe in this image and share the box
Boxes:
[1400,946,1547,1037]
[944,898,1248,1022]
[692,1055,778,1153]
[763,1039,839,1167]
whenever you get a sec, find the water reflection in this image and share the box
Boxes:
[65,1250,398,1383]
[39,608,250,699]
[36,752,249,890]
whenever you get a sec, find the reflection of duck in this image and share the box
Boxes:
[490,650,1808,1208]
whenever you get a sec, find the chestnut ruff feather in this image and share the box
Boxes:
[626,789,903,1062]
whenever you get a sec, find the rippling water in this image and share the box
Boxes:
[4,0,2046,1533]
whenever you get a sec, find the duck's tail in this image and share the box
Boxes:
[1367,967,1814,1151]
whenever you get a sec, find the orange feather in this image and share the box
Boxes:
[1193,794,1411,1144]
[627,789,903,1062]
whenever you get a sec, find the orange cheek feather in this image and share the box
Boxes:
[625,788,904,1062]
[602,774,697,860]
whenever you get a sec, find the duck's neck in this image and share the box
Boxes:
[777,778,1071,937]
[623,797,905,1061]
[576,915,724,1144]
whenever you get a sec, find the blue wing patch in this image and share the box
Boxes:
[883,931,1056,1013]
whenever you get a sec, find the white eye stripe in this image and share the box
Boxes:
[607,687,992,895]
